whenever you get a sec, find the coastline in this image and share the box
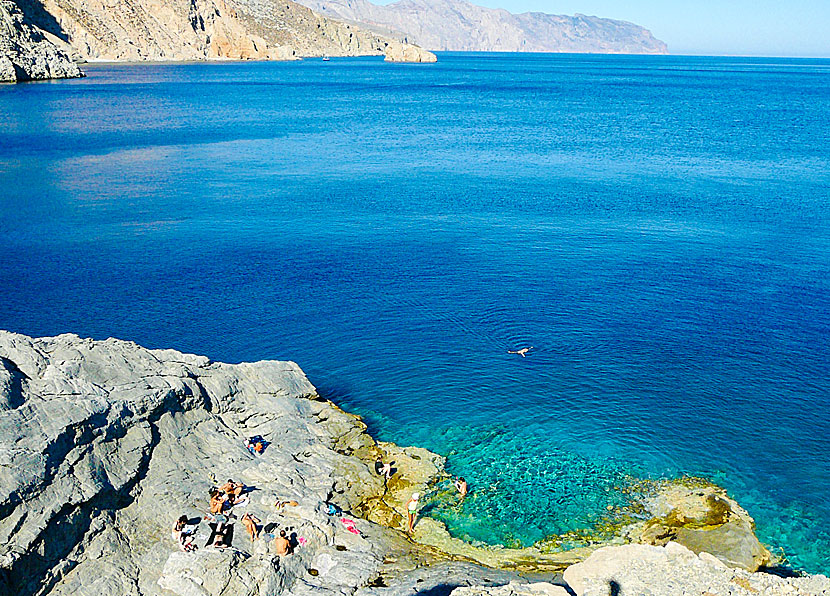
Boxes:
[1,330,827,596]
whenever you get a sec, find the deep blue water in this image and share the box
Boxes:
[1,54,829,573]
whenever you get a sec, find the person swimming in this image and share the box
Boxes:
[508,346,533,357]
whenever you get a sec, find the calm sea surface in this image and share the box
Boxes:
[1,54,829,573]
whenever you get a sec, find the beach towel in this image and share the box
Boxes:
[340,518,361,535]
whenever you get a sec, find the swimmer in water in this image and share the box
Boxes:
[508,347,533,357]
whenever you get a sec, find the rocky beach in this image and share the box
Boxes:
[1,330,828,596]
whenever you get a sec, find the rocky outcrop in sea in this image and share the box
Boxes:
[0,0,81,82]
[384,40,436,62]
[1,331,827,595]
[294,0,668,54]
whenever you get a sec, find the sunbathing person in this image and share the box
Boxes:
[274,529,291,556]
[241,513,260,541]
[220,479,244,502]
[209,490,228,514]
[172,515,197,551]
[212,523,232,549]
[374,459,393,480]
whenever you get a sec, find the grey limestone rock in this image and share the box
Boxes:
[0,331,422,595]
[0,0,82,82]
[562,542,830,596]
[451,581,569,596]
[3,331,827,596]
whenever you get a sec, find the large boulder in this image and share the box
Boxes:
[636,483,771,571]
[563,542,830,596]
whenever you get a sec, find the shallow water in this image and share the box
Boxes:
[1,54,829,573]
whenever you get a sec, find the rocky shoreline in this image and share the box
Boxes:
[0,331,827,595]
[0,0,435,83]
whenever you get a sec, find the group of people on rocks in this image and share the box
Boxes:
[375,457,469,535]
[173,451,474,551]
[172,477,296,554]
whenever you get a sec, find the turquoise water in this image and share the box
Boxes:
[1,54,829,573]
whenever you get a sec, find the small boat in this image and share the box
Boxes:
[322,55,330,61]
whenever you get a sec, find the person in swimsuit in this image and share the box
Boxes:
[406,493,420,534]
[375,459,393,480]
[220,479,244,503]
[274,529,291,555]
[172,515,197,551]
[454,477,468,502]
[209,490,228,514]
[241,513,260,541]
[508,347,533,357]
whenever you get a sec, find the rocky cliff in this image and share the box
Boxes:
[0,0,81,81]
[1,331,826,596]
[2,0,434,78]
[295,0,668,54]
[12,0,431,61]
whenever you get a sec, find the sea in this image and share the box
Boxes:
[1,53,828,574]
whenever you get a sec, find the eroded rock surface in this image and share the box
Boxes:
[0,331,448,596]
[562,542,830,596]
[1,331,825,596]
[383,40,436,62]
[630,481,771,571]
[0,0,81,82]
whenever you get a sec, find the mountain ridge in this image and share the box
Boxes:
[297,0,668,54]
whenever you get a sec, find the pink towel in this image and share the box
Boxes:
[340,518,361,535]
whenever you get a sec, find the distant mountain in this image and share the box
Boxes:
[296,0,668,54]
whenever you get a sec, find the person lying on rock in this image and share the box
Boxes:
[212,522,232,549]
[374,459,393,480]
[241,513,260,541]
[274,498,299,508]
[172,515,197,552]
[274,529,291,555]
[220,479,244,503]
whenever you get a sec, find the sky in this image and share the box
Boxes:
[380,0,830,57]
